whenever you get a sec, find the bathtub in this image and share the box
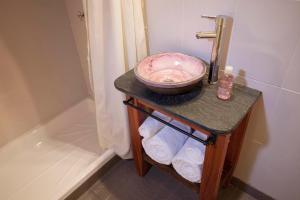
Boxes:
[0,98,115,200]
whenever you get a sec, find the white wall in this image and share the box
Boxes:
[0,0,88,147]
[64,0,93,96]
[145,0,300,199]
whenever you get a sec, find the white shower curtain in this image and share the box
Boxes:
[83,0,148,158]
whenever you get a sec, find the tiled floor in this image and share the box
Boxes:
[78,160,256,200]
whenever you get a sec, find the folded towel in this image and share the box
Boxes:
[142,120,190,165]
[138,111,171,139]
[172,131,208,183]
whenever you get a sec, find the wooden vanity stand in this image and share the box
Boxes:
[114,70,261,200]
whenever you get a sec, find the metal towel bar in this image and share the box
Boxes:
[123,98,216,145]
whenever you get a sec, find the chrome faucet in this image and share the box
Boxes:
[196,15,233,84]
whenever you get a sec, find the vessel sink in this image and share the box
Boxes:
[134,52,207,95]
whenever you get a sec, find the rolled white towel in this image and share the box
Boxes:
[142,120,191,165]
[172,131,208,183]
[138,111,171,139]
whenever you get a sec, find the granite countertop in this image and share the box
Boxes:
[114,70,261,134]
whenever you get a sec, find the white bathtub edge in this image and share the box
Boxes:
[56,148,116,200]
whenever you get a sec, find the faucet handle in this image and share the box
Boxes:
[201,15,217,20]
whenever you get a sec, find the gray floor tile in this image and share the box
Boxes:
[78,190,102,200]
[78,160,256,200]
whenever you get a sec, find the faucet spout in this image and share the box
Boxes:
[196,15,233,84]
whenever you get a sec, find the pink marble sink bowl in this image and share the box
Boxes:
[134,52,207,95]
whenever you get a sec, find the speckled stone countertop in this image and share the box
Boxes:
[114,70,261,134]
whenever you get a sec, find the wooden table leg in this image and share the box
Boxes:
[200,134,230,200]
[222,111,251,187]
[127,97,151,176]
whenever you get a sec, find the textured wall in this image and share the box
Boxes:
[0,0,88,147]
[145,0,300,199]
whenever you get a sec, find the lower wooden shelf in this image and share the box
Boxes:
[143,152,233,194]
[143,153,200,193]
